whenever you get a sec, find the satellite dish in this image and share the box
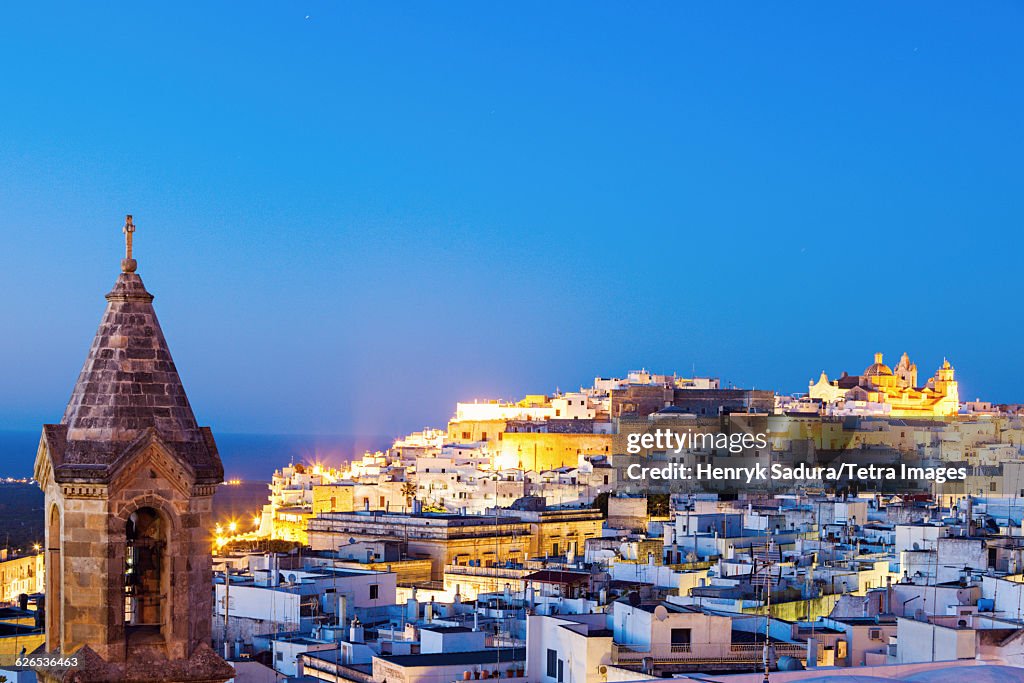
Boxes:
[349,537,357,545]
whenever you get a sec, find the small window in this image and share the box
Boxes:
[546,649,557,678]
[671,628,691,646]
[370,584,379,600]
[557,659,564,683]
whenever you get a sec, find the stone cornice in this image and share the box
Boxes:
[61,483,109,499]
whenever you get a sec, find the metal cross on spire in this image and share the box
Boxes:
[122,214,138,273]
[124,214,135,258]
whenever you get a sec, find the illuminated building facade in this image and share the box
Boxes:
[307,507,603,580]
[809,352,960,417]
[256,462,346,543]
[0,550,44,604]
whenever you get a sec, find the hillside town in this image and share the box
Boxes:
[8,241,1024,682]
[149,356,1024,682]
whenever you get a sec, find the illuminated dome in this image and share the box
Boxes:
[864,352,893,377]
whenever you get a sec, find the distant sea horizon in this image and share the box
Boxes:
[0,429,392,481]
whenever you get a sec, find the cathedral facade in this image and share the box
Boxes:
[33,218,233,682]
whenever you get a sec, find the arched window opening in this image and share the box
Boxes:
[124,507,165,638]
[46,505,61,652]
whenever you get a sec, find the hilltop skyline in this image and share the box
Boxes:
[0,219,1016,435]
[2,3,1022,437]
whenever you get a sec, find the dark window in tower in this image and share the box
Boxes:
[125,507,166,639]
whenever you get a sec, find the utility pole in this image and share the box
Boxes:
[763,539,772,683]
[223,563,231,660]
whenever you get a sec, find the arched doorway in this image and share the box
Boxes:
[124,507,166,641]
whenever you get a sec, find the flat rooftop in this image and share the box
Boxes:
[377,648,526,667]
[421,625,473,633]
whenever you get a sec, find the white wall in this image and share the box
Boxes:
[420,628,487,654]
[895,618,975,664]
[272,639,336,677]
[895,525,944,553]
[526,614,611,683]
[216,583,301,625]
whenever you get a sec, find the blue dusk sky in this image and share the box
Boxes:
[0,3,1021,439]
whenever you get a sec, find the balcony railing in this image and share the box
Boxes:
[444,565,528,579]
[612,641,806,664]
[301,658,375,683]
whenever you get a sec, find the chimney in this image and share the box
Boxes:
[406,595,418,622]
[350,616,364,643]
[338,594,348,630]
[806,637,819,668]
[270,553,280,587]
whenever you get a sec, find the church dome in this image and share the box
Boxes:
[864,352,892,377]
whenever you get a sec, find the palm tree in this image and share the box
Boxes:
[401,480,417,510]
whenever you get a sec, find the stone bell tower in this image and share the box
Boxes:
[33,217,233,682]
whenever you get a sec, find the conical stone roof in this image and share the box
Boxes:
[40,224,224,484]
[62,270,203,442]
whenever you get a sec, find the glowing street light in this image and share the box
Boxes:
[228,521,237,533]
